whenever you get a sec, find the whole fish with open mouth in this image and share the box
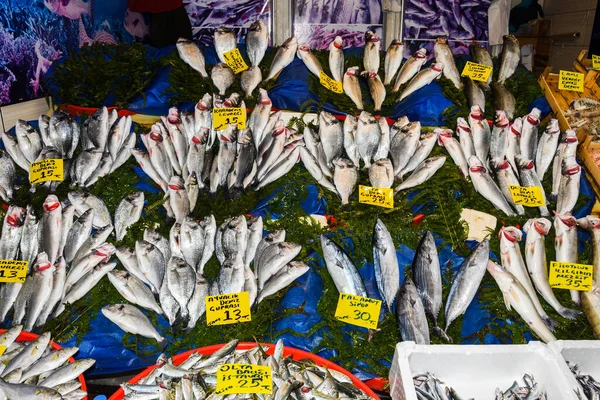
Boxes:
[507,117,523,175]
[554,212,581,305]
[329,36,344,82]
[343,66,363,110]
[456,117,475,159]
[393,48,427,92]
[369,158,394,188]
[397,277,430,344]
[465,79,485,112]
[373,219,400,312]
[400,130,439,179]
[535,119,560,181]
[15,119,42,163]
[516,156,549,216]
[214,27,236,63]
[211,63,235,95]
[246,20,268,66]
[384,40,403,85]
[493,83,516,119]
[297,44,322,77]
[355,111,380,168]
[265,36,298,81]
[520,108,541,161]
[176,38,208,78]
[524,218,581,319]
[469,156,516,216]
[437,128,469,178]
[394,156,446,193]
[552,130,578,199]
[240,66,262,98]
[556,156,581,214]
[487,261,557,343]
[469,105,491,168]
[399,62,444,101]
[320,235,367,297]
[333,158,358,205]
[492,158,525,215]
[102,304,166,346]
[319,111,344,168]
[578,215,600,284]
[499,226,558,331]
[471,44,493,89]
[490,110,510,161]
[367,72,386,112]
[444,240,489,335]
[363,30,381,73]
[498,35,521,84]
[390,121,421,176]
[434,37,462,89]
[114,191,144,242]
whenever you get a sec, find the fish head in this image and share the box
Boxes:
[467,156,486,173]
[345,66,359,77]
[249,20,264,32]
[168,176,185,191]
[103,304,125,316]
[282,36,298,49]
[367,34,380,43]
[523,218,552,236]
[90,106,109,126]
[334,158,356,169]
[224,93,240,107]
[499,226,522,243]
[23,205,38,226]
[431,62,444,72]
[486,261,515,291]
[167,107,181,125]
[358,111,375,125]
[456,118,471,134]
[563,130,578,144]
[267,230,286,244]
[297,44,312,56]
[554,212,577,230]
[16,120,37,137]
[169,256,188,269]
[319,111,337,126]
[469,105,484,120]
[391,39,403,47]
[503,35,519,44]
[368,72,378,80]
[110,269,129,282]
[34,252,50,268]
[404,121,421,135]
[54,256,66,269]
[434,37,448,45]
[546,119,559,134]
[94,243,116,261]
[492,157,511,172]
[435,128,453,146]
[272,120,286,137]
[374,158,392,168]
[364,30,375,41]
[494,110,509,128]
[510,119,522,136]
[126,191,144,206]
[561,157,581,176]
[192,128,209,145]
[577,216,600,230]
[4,205,25,228]
[526,109,541,125]
[415,48,427,58]
[43,195,61,213]
[44,0,61,13]
[149,125,164,142]
[215,27,233,35]
[332,36,343,49]
[258,88,271,105]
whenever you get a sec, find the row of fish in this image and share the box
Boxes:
[0,326,94,400]
[105,214,308,342]
[568,362,600,400]
[119,339,374,399]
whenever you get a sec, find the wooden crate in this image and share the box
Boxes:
[578,135,600,210]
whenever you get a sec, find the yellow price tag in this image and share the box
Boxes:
[212,108,246,131]
[223,48,249,74]
[216,364,272,395]
[358,185,394,208]
[0,260,28,283]
[0,346,6,357]
[461,61,493,82]
[508,185,545,207]
[593,55,600,71]
[334,293,382,329]
[549,261,593,291]
[319,70,343,93]
[205,292,251,326]
[29,159,63,185]
[558,70,584,92]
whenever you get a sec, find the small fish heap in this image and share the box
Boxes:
[304,111,446,205]
[0,325,95,400]
[321,220,490,343]
[133,89,303,209]
[120,339,374,399]
[565,98,600,137]
[568,362,600,400]
[0,109,134,197]
[106,215,308,342]
[440,107,580,217]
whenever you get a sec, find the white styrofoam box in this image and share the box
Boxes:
[389,341,581,400]
[549,340,600,394]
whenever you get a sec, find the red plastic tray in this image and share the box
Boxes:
[0,329,88,400]
[109,342,380,400]
[60,104,136,118]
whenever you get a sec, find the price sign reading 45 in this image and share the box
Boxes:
[205,292,251,326]
[29,159,64,184]
[216,364,272,395]
[461,61,493,82]
[359,185,394,208]
[223,48,249,74]
[213,107,247,131]
[0,260,28,283]
[509,185,545,207]
[335,293,382,329]
[549,261,593,291]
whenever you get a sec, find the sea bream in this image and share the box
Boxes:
[393,48,427,92]
[343,115,359,166]
[114,191,144,242]
[333,158,358,205]
[265,36,298,81]
[245,20,268,66]
[369,158,394,188]
[390,121,421,176]
[434,37,462,89]
[399,62,444,101]
[211,63,235,95]
[176,38,208,78]
[213,27,236,63]
[318,111,344,168]
[343,67,364,110]
[498,35,521,84]
[355,111,380,168]
[363,30,380,73]
[554,212,580,305]
[102,304,166,346]
[468,156,516,216]
[384,40,403,85]
[0,150,15,201]
[328,36,344,82]
[437,128,469,178]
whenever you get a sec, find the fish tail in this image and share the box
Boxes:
[157,335,170,350]
[557,307,581,320]
[433,326,453,343]
[542,315,559,332]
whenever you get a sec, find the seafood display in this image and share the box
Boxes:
[568,362,600,400]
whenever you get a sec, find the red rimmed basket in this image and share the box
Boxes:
[108,342,380,400]
[0,329,88,400]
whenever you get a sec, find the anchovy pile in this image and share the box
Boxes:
[495,374,547,400]
[0,109,134,197]
[107,215,308,340]
[304,111,446,204]
[120,339,374,399]
[442,107,580,217]
[0,191,124,331]
[0,325,95,400]
[566,98,600,137]
[568,362,600,400]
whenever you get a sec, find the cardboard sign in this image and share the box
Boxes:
[334,293,382,329]
[216,364,272,395]
[358,185,394,208]
[212,108,246,131]
[558,70,584,92]
[509,185,545,207]
[319,71,343,93]
[593,55,600,71]
[549,261,593,291]
[223,48,249,74]
[0,260,28,283]
[29,159,64,184]
[461,61,493,82]
[205,292,251,326]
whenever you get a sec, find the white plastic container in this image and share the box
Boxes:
[389,341,581,400]
[549,340,600,396]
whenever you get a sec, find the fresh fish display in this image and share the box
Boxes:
[328,36,344,82]
[333,159,358,205]
[245,20,269,67]
[568,362,600,400]
[437,128,469,178]
[393,48,427,92]
[471,44,493,89]
[490,110,509,161]
[469,105,490,168]
[399,130,439,179]
[384,40,403,85]
[520,108,541,161]
[240,66,262,98]
[211,63,235,95]
[516,156,549,217]
[554,212,580,305]
[556,156,581,214]
[434,37,462,89]
[176,38,208,78]
[468,156,516,216]
[114,191,144,242]
[399,62,444,101]
[320,235,367,297]
[363,30,380,73]
[493,83,516,120]
[535,119,561,181]
[396,277,430,344]
[493,159,525,215]
[373,219,399,312]
[265,36,298,81]
[343,67,364,110]
[498,35,521,84]
[394,156,446,193]
[465,78,485,112]
[297,44,323,77]
[552,130,578,199]
[214,27,236,64]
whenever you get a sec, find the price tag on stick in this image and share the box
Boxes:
[319,71,343,93]
[29,159,64,184]
[509,185,545,207]
[216,364,272,395]
[558,70,584,92]
[0,260,28,283]
[359,185,394,208]
[335,293,382,329]
[461,61,493,82]
[223,48,249,74]
[212,108,246,131]
[205,292,251,326]
[593,55,600,71]
[549,261,593,291]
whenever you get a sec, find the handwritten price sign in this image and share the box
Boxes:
[558,70,584,92]
[29,159,63,185]
[593,55,600,71]
[0,260,28,283]
[509,185,545,207]
[213,108,246,131]
[549,261,593,291]
[358,185,394,208]
[334,293,382,329]
[205,292,251,326]
[319,70,343,93]
[223,48,249,74]
[216,364,272,395]
[461,61,493,82]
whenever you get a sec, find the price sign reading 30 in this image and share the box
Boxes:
[335,293,382,329]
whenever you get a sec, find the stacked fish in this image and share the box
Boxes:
[106,215,309,341]
[440,107,580,217]
[320,220,489,343]
[0,190,143,331]
[568,362,600,400]
[0,325,95,400]
[0,109,134,196]
[119,339,374,399]
[566,98,600,137]
[303,111,446,204]
[133,89,303,209]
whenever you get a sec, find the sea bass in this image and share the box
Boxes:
[535,119,560,181]
[554,212,580,305]
[468,156,515,216]
[399,62,444,101]
[393,48,427,92]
